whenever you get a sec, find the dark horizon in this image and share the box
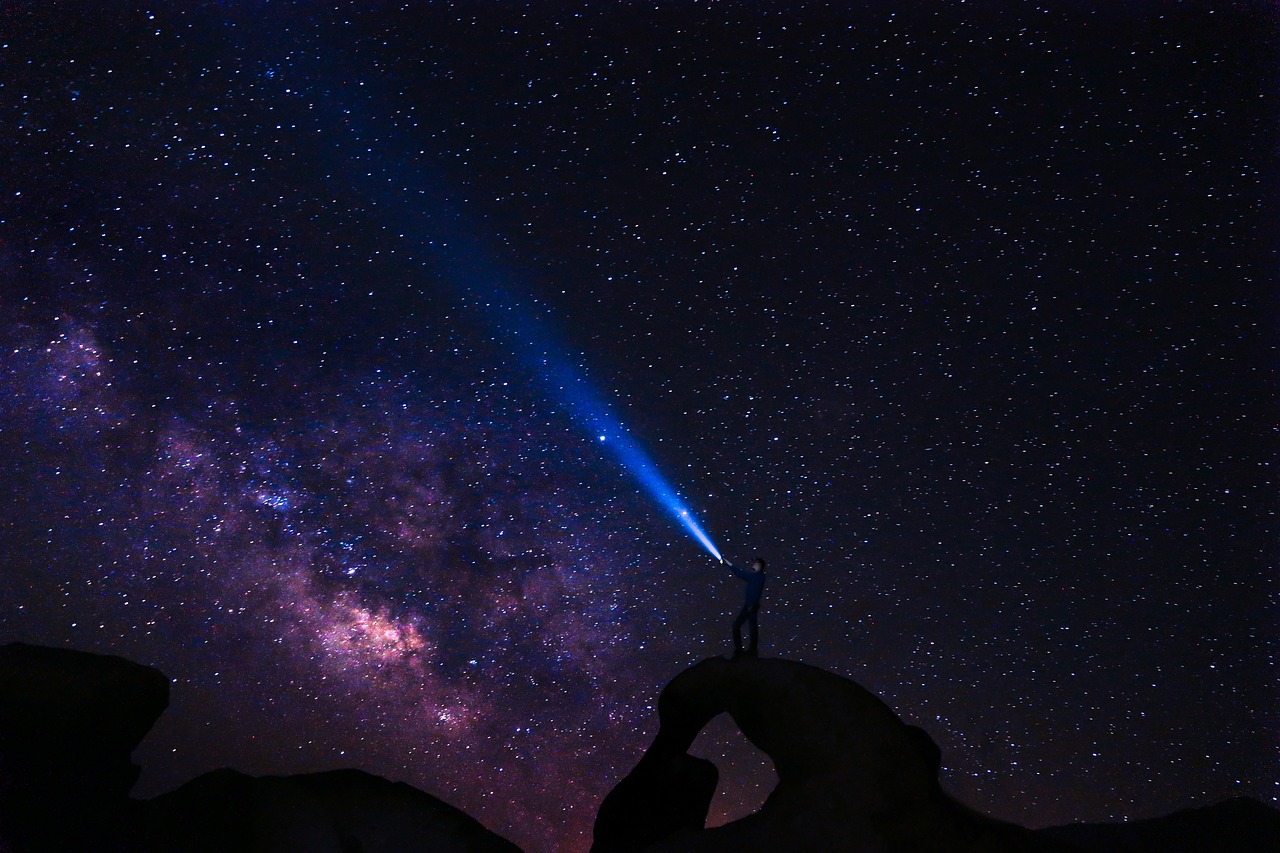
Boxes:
[1,3,1274,851]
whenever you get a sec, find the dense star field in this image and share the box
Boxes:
[1,3,1274,851]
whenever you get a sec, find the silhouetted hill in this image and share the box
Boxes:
[135,766,522,853]
[2,642,1272,852]
[1038,797,1280,853]
[592,655,1055,852]
[592,655,1280,853]
[0,642,170,851]
[0,641,521,853]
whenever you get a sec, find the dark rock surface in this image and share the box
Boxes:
[594,751,718,853]
[3,642,1271,852]
[0,642,521,853]
[1038,797,1280,853]
[134,767,524,853]
[0,641,170,851]
[592,655,1054,853]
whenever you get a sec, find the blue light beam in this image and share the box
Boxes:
[487,295,724,564]
[586,412,723,563]
[255,40,724,561]
[592,428,722,562]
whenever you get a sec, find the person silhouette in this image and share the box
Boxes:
[723,556,767,657]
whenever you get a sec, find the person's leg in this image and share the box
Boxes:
[746,605,760,655]
[732,606,748,654]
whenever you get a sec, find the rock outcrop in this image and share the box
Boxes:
[4,642,1271,852]
[592,655,1053,853]
[1038,797,1280,853]
[594,750,719,852]
[0,642,521,853]
[0,641,170,851]
[134,767,523,853]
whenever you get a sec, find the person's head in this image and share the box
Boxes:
[751,557,767,573]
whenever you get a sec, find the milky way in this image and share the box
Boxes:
[1,4,1274,852]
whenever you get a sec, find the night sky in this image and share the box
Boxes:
[1,2,1275,851]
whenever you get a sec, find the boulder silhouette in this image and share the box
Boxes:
[134,767,524,853]
[3,642,1268,852]
[594,751,719,852]
[1038,797,1280,853]
[592,655,1054,853]
[0,641,169,851]
[0,643,522,853]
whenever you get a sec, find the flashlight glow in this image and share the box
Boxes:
[253,52,722,561]
[403,225,724,563]
[507,331,723,563]
[679,510,723,562]
[596,426,722,563]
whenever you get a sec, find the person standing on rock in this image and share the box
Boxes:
[723,556,767,657]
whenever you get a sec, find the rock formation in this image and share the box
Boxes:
[134,767,523,853]
[592,655,1055,853]
[3,642,1273,852]
[593,750,719,852]
[0,641,521,853]
[0,642,170,851]
[1038,797,1280,853]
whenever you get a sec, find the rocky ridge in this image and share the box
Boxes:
[1,642,1272,852]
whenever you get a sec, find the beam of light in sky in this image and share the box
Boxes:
[443,264,725,564]
[539,349,724,564]
[264,40,723,562]
[441,263,724,564]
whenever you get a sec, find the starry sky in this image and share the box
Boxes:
[1,2,1275,851]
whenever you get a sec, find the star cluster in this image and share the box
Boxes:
[1,3,1274,852]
